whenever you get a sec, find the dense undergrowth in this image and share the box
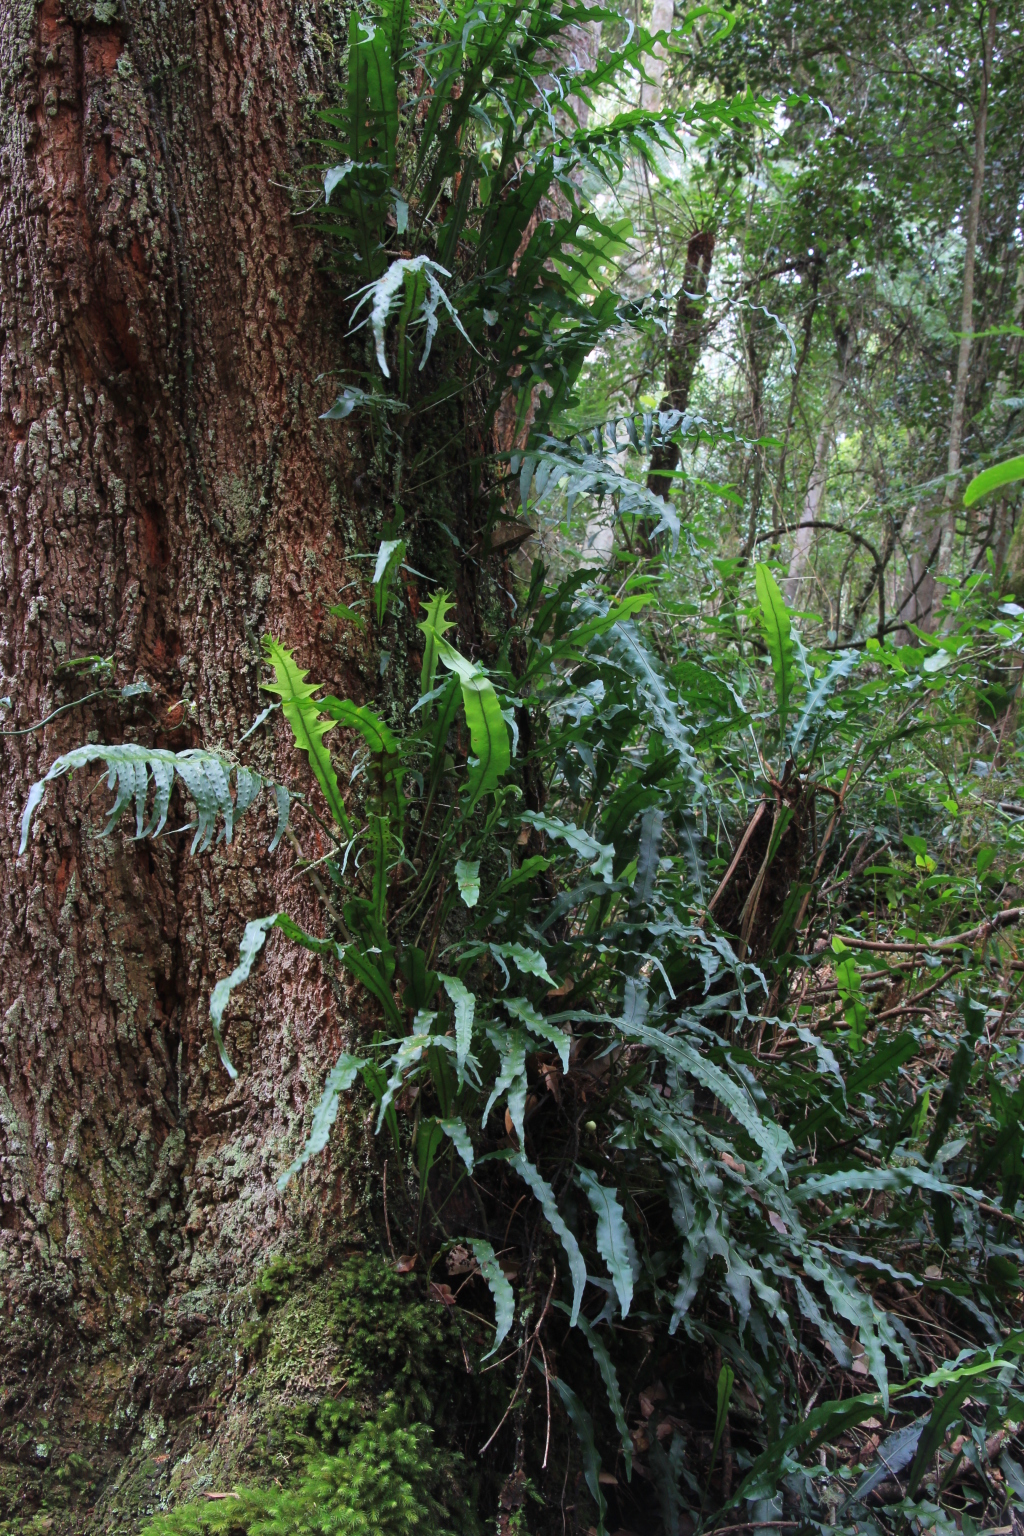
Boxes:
[20,1,1024,1533]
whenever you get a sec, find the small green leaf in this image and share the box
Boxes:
[439,974,476,1087]
[520,811,614,883]
[277,1052,366,1189]
[328,600,366,632]
[438,1117,475,1173]
[469,1238,514,1358]
[579,1168,637,1317]
[490,942,555,987]
[512,1153,587,1326]
[455,858,481,907]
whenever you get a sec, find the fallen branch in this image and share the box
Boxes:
[807,907,1024,958]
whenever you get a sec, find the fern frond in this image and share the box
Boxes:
[19,743,277,857]
[261,637,352,835]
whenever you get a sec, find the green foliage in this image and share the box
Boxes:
[755,562,797,733]
[142,1405,475,1536]
[964,455,1024,507]
[261,640,352,836]
[328,1254,449,1403]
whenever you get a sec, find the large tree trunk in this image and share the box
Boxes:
[0,0,403,1522]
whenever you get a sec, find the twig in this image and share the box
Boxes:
[819,907,1023,956]
[382,1160,396,1260]
[479,1268,557,1455]
[705,1523,801,1534]
[538,1337,553,1469]
[0,687,112,736]
[707,801,767,914]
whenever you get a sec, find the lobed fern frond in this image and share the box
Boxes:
[19,743,284,857]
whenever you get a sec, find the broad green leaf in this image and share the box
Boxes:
[832,936,868,1051]
[603,619,703,800]
[573,1309,632,1475]
[512,1153,587,1326]
[755,562,796,732]
[261,639,352,835]
[455,858,481,907]
[789,650,858,759]
[277,1052,366,1189]
[321,697,400,757]
[622,1019,793,1176]
[483,1028,528,1145]
[366,814,392,928]
[794,1166,970,1202]
[431,635,510,808]
[491,942,556,987]
[630,805,664,909]
[439,974,476,1086]
[438,1117,475,1173]
[375,1033,433,1133]
[963,455,1024,506]
[907,1379,973,1497]
[328,600,366,632]
[340,944,402,1031]
[711,1362,735,1476]
[569,592,653,648]
[470,1237,514,1359]
[547,1372,606,1527]
[520,811,614,883]
[727,1394,882,1516]
[347,10,398,174]
[503,996,570,1071]
[579,1168,637,1316]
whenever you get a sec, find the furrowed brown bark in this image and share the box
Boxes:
[643,226,714,540]
[0,0,397,1522]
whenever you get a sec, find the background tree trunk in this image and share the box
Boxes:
[0,0,400,1521]
[894,0,995,629]
[935,0,996,581]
